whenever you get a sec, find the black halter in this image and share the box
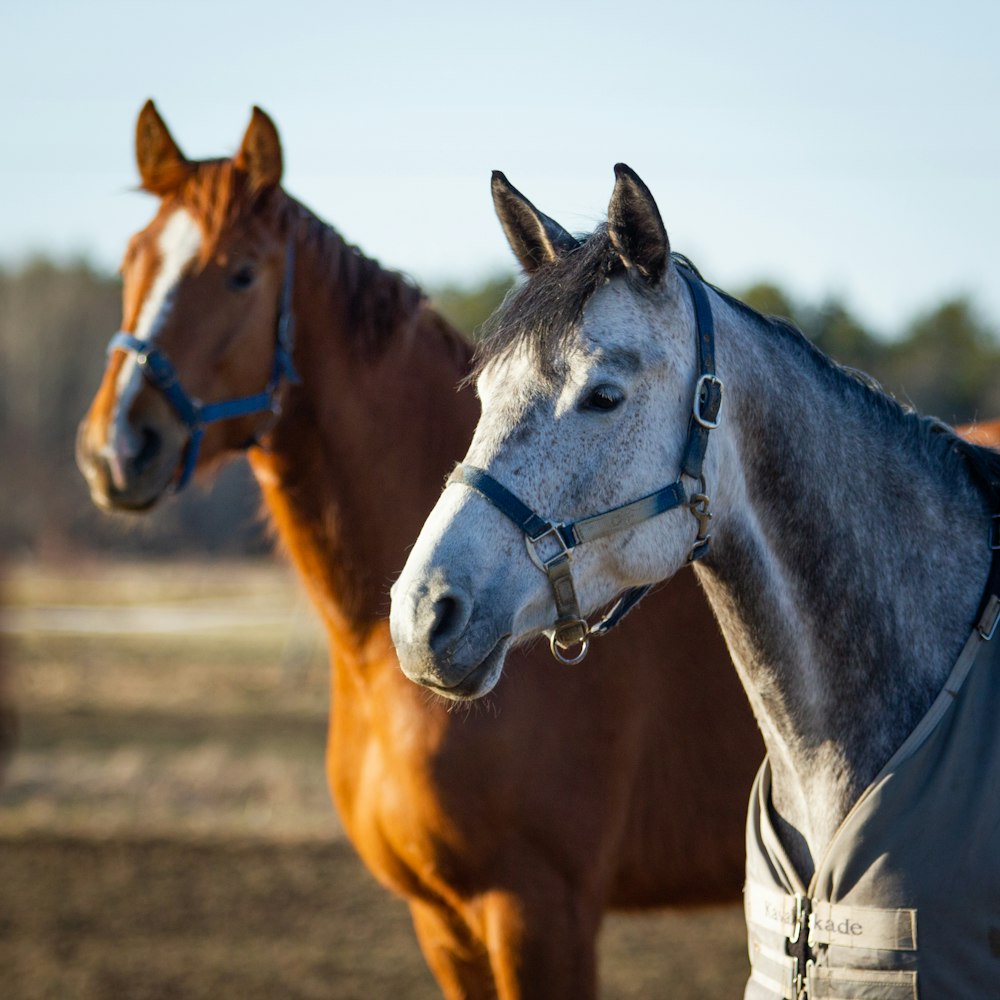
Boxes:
[107,240,300,490]
[448,263,723,664]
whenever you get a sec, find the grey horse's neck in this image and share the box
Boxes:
[694,292,992,882]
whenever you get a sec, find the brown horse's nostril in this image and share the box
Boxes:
[132,424,163,474]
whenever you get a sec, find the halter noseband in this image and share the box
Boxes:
[107,240,300,490]
[448,262,723,664]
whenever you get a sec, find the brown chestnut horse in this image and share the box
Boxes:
[76,102,762,999]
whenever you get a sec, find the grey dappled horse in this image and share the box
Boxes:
[391,166,1000,998]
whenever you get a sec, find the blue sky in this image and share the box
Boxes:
[3,0,999,335]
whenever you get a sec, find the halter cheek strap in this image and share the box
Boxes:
[107,240,300,490]
[449,262,723,664]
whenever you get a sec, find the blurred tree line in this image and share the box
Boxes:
[1,258,998,560]
[740,282,1000,424]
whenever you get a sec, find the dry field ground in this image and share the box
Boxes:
[0,559,748,998]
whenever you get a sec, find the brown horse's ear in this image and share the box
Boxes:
[235,106,283,195]
[135,100,190,195]
[608,163,669,284]
[491,171,578,273]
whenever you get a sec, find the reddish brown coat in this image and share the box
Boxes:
[77,102,763,999]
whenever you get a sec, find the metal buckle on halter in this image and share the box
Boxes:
[132,353,157,392]
[687,492,713,562]
[525,522,574,572]
[137,347,180,393]
[693,373,724,429]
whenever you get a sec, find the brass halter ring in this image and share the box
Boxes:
[550,625,590,665]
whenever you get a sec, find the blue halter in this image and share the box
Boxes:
[448,262,723,663]
[107,240,300,490]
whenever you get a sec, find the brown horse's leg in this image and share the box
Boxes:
[409,899,498,1000]
[479,876,601,1000]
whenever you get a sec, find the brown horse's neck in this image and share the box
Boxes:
[249,201,478,658]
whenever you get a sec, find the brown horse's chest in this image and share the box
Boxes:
[324,654,466,905]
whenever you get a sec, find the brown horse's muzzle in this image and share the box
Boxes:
[76,383,188,512]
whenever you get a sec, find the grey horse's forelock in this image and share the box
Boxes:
[471,226,629,381]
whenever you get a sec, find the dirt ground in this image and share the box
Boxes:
[0,560,749,998]
[0,836,747,999]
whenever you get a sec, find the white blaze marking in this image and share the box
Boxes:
[108,208,202,482]
[136,208,203,340]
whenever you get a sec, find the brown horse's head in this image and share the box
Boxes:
[77,100,294,511]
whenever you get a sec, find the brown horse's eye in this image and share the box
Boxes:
[228,264,256,291]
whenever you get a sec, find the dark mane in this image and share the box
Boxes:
[472,225,629,379]
[475,225,1000,505]
[713,284,1000,505]
[287,199,430,361]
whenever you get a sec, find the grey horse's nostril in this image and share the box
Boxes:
[428,593,466,653]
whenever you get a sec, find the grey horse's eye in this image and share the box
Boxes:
[581,385,625,413]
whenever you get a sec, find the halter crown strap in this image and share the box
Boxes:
[274,239,300,386]
[108,239,298,490]
[677,266,723,480]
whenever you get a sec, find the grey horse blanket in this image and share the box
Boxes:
[744,623,1000,999]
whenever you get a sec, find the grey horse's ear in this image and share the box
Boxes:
[608,163,669,283]
[491,171,579,273]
